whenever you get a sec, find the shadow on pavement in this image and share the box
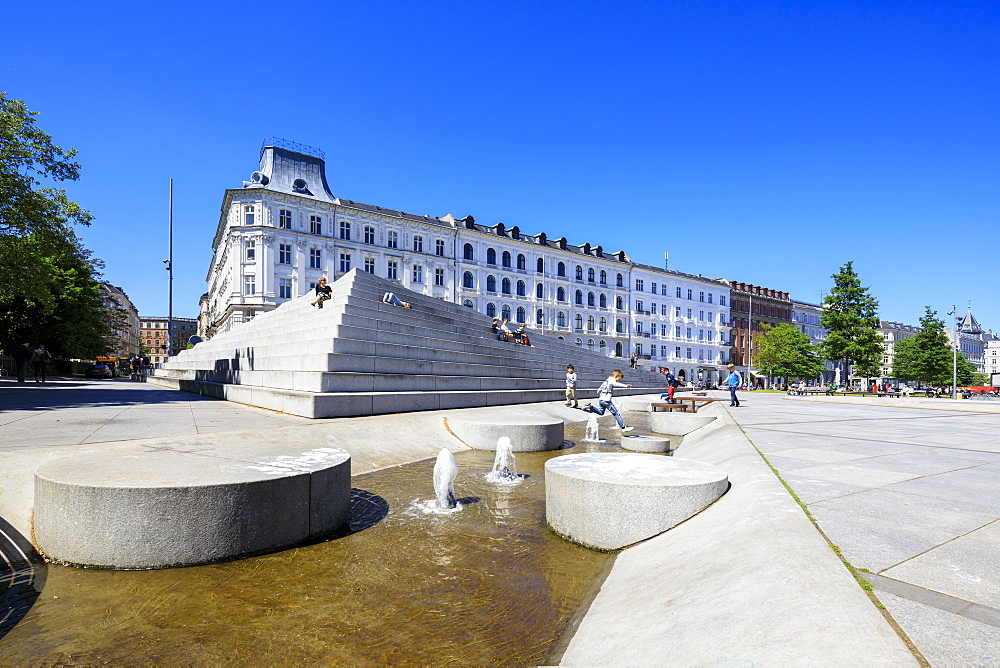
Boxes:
[0,378,223,412]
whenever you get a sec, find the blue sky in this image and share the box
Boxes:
[5,0,997,326]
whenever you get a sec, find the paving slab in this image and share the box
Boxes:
[879,592,1000,667]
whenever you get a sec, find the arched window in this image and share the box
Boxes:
[588,268,595,282]
[537,258,544,273]
[588,339,595,351]
[615,341,623,357]
[575,289,583,305]
[575,338,583,347]
[517,254,526,271]
[587,291,595,307]
[486,302,497,318]
[599,317,607,331]
[557,262,566,277]
[575,314,583,330]
[463,299,473,308]
[599,293,607,308]
[486,248,497,265]
[575,265,583,281]
[464,244,474,261]
[502,251,511,268]
[557,311,566,327]
[536,309,543,325]
[516,280,526,296]
[616,273,623,287]
[557,287,566,302]
[501,304,511,321]
[501,277,511,294]
[599,340,607,354]
[463,271,474,289]
[616,319,624,333]
[516,306,526,322]
[536,283,544,299]
[487,275,497,292]
[600,270,607,285]
[616,296,623,310]
[587,315,595,330]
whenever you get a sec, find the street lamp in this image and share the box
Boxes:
[947,306,958,401]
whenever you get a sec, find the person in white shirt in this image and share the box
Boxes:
[565,364,578,408]
[583,369,633,431]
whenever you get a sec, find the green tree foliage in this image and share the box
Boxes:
[820,261,883,379]
[893,307,977,386]
[0,92,111,358]
[754,323,826,381]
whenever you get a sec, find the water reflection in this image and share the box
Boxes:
[0,516,46,641]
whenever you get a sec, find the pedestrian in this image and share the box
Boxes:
[826,380,837,396]
[31,344,52,383]
[725,363,742,407]
[629,353,637,369]
[310,276,332,308]
[11,342,32,383]
[583,369,633,432]
[659,368,677,403]
[564,364,578,408]
[797,379,806,395]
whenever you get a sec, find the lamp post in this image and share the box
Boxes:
[947,306,958,401]
[165,179,174,358]
[746,289,754,388]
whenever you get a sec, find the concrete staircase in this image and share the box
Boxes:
[148,269,666,418]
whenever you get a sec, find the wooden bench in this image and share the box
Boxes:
[675,397,723,413]
[650,402,691,413]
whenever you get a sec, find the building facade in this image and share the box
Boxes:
[201,139,732,384]
[727,282,793,381]
[983,331,1000,381]
[945,309,986,374]
[140,317,199,364]
[875,320,921,386]
[791,300,835,384]
[99,283,140,358]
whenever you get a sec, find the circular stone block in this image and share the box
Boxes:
[620,434,672,453]
[619,398,654,412]
[648,413,716,437]
[447,416,564,451]
[33,446,351,569]
[545,453,728,551]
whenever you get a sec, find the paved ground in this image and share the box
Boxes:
[727,391,1000,667]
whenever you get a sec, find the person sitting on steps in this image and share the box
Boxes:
[311,277,332,309]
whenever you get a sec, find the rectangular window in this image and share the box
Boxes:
[661,304,668,316]
[387,231,398,249]
[686,327,692,338]
[364,226,376,244]
[244,205,255,225]
[636,279,644,291]
[310,215,322,235]
[435,239,445,256]
[675,346,681,358]
[699,291,705,302]
[687,289,693,300]
[413,235,423,253]
[278,243,292,265]
[339,253,351,273]
[686,347,692,359]
[708,293,713,304]
[708,331,714,341]
[699,310,705,320]
[720,295,727,306]
[310,248,322,269]
[339,221,351,240]
[675,306,681,317]
[278,278,292,299]
[278,209,292,229]
[434,268,445,286]
[243,274,255,295]
[245,239,255,261]
[412,265,423,283]
[386,260,398,280]
[636,300,643,312]
[661,325,667,336]
[661,285,667,295]
[698,329,705,341]
[687,308,693,318]
[675,326,681,337]
[364,257,376,273]
[676,286,682,297]
[651,282,657,294]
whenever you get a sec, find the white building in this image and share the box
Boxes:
[983,330,1000,381]
[877,320,921,386]
[945,309,986,374]
[202,139,733,384]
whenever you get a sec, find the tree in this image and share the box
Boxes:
[0,92,110,357]
[892,307,977,387]
[820,261,883,381]
[754,323,826,383]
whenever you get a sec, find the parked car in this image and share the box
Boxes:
[84,363,114,378]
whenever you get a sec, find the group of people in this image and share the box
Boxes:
[10,343,52,383]
[310,277,413,310]
[566,364,634,432]
[491,318,530,346]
